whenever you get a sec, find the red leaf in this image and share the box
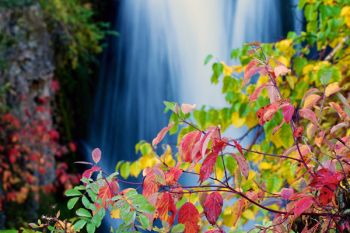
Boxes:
[243,60,262,87]
[180,131,202,163]
[280,102,294,123]
[299,108,318,126]
[256,103,279,125]
[233,140,243,156]
[156,192,176,225]
[249,83,267,102]
[152,123,174,147]
[200,127,218,158]
[199,152,218,183]
[205,230,225,233]
[231,153,249,178]
[165,167,183,185]
[204,192,223,225]
[178,202,200,233]
[82,166,101,180]
[97,180,119,209]
[310,168,343,189]
[293,196,314,218]
[92,148,101,164]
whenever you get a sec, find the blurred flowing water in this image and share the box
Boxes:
[87,0,299,230]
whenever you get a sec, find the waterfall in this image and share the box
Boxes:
[87,0,296,230]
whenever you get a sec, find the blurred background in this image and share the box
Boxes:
[0,0,300,230]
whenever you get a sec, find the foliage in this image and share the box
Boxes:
[0,82,79,228]
[28,0,350,232]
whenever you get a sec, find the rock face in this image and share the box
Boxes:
[0,3,56,227]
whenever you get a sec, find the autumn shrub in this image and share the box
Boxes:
[27,0,350,232]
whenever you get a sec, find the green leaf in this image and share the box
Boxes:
[86,223,96,233]
[65,189,82,197]
[137,214,150,229]
[120,162,130,179]
[87,189,97,202]
[73,220,87,231]
[76,208,92,218]
[336,93,350,117]
[163,101,178,113]
[82,195,92,209]
[204,54,213,65]
[67,197,79,210]
[171,224,185,233]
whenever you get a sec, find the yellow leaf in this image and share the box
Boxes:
[325,82,341,97]
[341,6,350,27]
[259,162,272,170]
[303,94,321,109]
[160,145,176,167]
[130,161,141,177]
[242,209,255,220]
[221,62,234,76]
[231,112,246,128]
[111,209,120,219]
[245,111,258,129]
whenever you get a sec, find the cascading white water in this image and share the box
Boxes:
[88,0,296,231]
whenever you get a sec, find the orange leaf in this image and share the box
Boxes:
[156,192,176,225]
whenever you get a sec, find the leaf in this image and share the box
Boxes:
[97,180,119,209]
[280,102,294,123]
[233,140,244,156]
[76,208,92,218]
[86,223,95,233]
[73,219,87,231]
[65,189,82,197]
[325,82,341,97]
[165,167,183,185]
[303,94,321,109]
[181,103,196,114]
[266,81,281,103]
[274,64,291,77]
[82,166,101,180]
[330,122,349,134]
[156,192,176,225]
[67,197,79,210]
[152,123,174,147]
[172,224,185,233]
[200,127,218,158]
[92,148,101,164]
[243,60,262,87]
[111,208,120,219]
[199,152,218,183]
[204,54,213,65]
[179,131,202,163]
[138,213,151,229]
[280,188,294,200]
[299,108,318,126]
[249,83,267,102]
[178,202,200,233]
[231,153,249,179]
[204,192,223,225]
[293,197,314,218]
[143,167,164,198]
